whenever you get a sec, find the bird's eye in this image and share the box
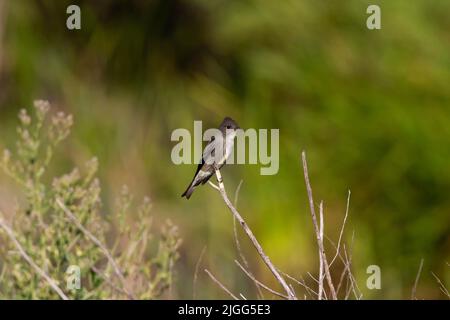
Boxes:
[226,125,231,129]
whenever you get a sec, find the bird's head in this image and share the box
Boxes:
[220,117,240,131]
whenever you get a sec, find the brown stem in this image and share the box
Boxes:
[301,151,337,300]
[213,169,296,300]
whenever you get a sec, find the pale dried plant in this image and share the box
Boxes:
[0,100,181,299]
[202,151,361,300]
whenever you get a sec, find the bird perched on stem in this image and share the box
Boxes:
[182,117,239,199]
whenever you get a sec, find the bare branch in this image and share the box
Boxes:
[336,263,350,296]
[232,217,250,269]
[301,151,337,300]
[208,181,220,191]
[232,180,250,268]
[0,215,69,300]
[193,246,207,299]
[211,169,296,300]
[204,269,239,300]
[234,180,244,206]
[56,198,136,300]
[307,271,319,284]
[235,260,289,299]
[343,243,362,300]
[280,271,318,298]
[318,201,324,300]
[329,190,351,268]
[325,232,360,299]
[231,180,264,299]
[431,272,450,299]
[411,258,424,300]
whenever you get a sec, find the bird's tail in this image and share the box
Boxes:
[181,183,195,199]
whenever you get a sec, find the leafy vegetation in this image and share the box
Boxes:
[0,101,180,299]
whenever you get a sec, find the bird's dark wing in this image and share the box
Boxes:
[191,135,214,179]
[181,137,217,199]
[192,158,205,183]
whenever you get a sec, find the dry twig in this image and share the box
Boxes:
[318,201,325,300]
[411,258,424,300]
[232,180,264,299]
[301,151,337,300]
[0,215,69,300]
[193,246,207,299]
[56,198,136,299]
[329,190,351,268]
[211,169,296,300]
[431,272,450,299]
[204,269,239,300]
[280,270,318,298]
[235,260,289,299]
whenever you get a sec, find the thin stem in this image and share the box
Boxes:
[204,269,239,300]
[411,258,424,300]
[329,190,351,268]
[212,169,296,300]
[431,272,450,299]
[0,215,69,300]
[56,198,136,300]
[232,180,264,299]
[301,151,337,300]
[318,201,324,300]
[193,246,207,299]
[235,260,289,299]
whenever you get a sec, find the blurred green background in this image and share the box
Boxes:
[0,0,449,299]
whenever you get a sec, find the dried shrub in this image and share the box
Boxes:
[0,100,181,299]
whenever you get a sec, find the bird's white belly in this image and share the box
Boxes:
[203,131,236,166]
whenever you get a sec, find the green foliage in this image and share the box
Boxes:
[0,101,181,299]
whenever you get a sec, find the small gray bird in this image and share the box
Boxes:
[182,117,239,199]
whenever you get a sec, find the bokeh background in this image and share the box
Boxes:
[0,0,449,299]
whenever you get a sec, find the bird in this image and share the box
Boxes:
[182,117,239,199]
